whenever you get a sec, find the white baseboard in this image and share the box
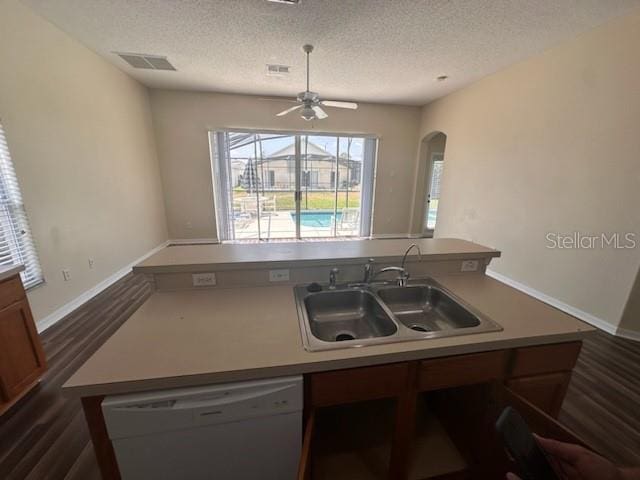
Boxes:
[35,240,170,333]
[169,238,219,245]
[486,269,622,337]
[614,325,640,342]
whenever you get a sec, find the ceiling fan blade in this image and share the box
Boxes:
[321,100,358,110]
[260,97,299,103]
[312,106,328,119]
[276,104,302,116]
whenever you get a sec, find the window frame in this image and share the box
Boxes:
[209,128,378,241]
[0,120,43,289]
[422,152,444,236]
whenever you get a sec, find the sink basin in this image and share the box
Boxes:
[303,289,397,343]
[375,285,481,332]
[294,278,502,351]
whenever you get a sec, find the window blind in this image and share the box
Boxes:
[0,121,43,288]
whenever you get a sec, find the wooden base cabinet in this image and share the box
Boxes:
[298,341,587,480]
[0,274,46,416]
[506,372,572,418]
[82,341,585,480]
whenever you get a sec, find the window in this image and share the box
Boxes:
[424,153,444,232]
[301,170,310,188]
[0,122,42,288]
[210,130,377,241]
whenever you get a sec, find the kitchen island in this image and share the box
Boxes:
[64,238,594,479]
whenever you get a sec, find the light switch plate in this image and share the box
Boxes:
[461,260,479,272]
[269,269,290,282]
[192,272,216,287]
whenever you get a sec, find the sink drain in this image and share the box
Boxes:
[409,324,429,332]
[335,332,356,341]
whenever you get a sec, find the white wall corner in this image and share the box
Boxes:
[35,240,170,333]
[614,325,640,342]
[486,269,620,336]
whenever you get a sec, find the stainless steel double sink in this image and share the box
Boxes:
[294,278,503,351]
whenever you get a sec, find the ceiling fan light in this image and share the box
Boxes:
[300,106,315,121]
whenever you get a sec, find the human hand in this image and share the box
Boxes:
[506,435,624,480]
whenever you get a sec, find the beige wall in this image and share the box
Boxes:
[149,90,421,239]
[417,10,640,330]
[0,0,168,325]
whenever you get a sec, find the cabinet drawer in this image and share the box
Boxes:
[0,275,26,310]
[308,363,409,407]
[418,350,508,391]
[510,342,581,377]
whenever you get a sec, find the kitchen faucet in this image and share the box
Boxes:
[371,266,409,286]
[401,243,422,270]
[329,267,340,289]
[369,244,423,287]
[363,258,375,283]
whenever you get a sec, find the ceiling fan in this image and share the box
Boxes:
[275,44,358,121]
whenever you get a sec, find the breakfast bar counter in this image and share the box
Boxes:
[63,238,596,480]
[64,273,593,397]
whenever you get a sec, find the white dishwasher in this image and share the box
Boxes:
[102,376,303,480]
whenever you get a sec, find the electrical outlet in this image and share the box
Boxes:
[269,269,290,282]
[88,258,95,269]
[62,269,71,281]
[461,260,479,272]
[192,272,216,287]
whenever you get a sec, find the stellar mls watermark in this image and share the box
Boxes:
[546,232,637,249]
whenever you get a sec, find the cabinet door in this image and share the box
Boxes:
[297,410,315,480]
[0,299,46,401]
[507,372,572,418]
[429,382,592,479]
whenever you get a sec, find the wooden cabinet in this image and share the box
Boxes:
[0,274,46,415]
[506,372,572,418]
[83,341,584,480]
[417,350,508,391]
[506,342,580,418]
[300,342,585,480]
[428,382,589,480]
[308,362,410,407]
[509,342,581,377]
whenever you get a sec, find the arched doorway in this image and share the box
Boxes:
[411,132,447,236]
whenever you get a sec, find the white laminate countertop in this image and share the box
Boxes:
[134,238,500,273]
[0,264,24,282]
[63,273,594,397]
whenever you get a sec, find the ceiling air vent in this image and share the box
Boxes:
[266,64,290,76]
[115,53,176,71]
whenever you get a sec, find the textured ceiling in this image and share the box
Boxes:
[23,0,640,105]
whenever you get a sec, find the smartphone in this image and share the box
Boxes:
[495,406,562,480]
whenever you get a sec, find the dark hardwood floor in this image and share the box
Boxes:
[560,331,640,466]
[0,273,638,478]
[0,273,153,480]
